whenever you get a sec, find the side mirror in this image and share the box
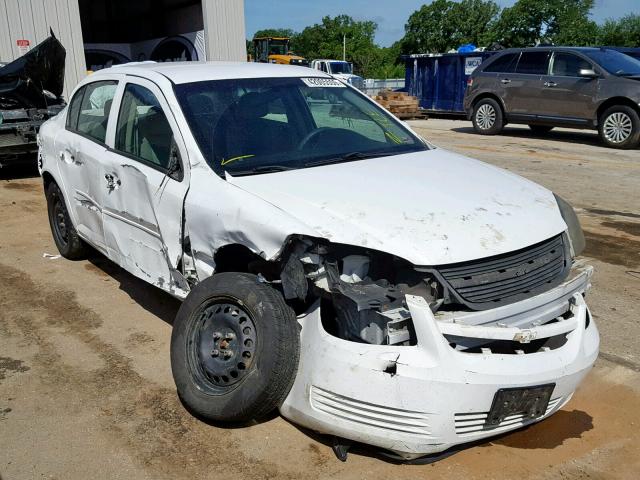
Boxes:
[579,68,598,78]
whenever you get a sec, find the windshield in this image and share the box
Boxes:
[583,49,640,76]
[269,43,287,55]
[175,77,427,176]
[330,62,352,74]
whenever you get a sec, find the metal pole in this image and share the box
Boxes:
[343,34,346,61]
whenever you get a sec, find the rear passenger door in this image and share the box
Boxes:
[99,78,190,296]
[538,51,598,123]
[501,51,550,118]
[56,79,118,251]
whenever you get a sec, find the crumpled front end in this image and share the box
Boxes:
[276,233,598,459]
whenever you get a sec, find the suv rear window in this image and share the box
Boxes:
[516,52,550,75]
[484,53,518,73]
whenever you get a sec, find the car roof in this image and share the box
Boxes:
[497,46,612,54]
[92,61,327,85]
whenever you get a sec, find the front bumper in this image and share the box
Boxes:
[280,266,599,459]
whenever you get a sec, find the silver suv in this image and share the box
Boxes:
[464,47,640,149]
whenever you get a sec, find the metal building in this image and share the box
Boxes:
[0,0,246,99]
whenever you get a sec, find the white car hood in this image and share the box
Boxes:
[227,149,567,265]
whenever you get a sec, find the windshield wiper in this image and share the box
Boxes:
[303,151,388,168]
[230,164,294,176]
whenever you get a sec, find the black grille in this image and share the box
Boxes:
[437,234,570,310]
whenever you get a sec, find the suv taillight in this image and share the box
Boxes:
[466,77,473,87]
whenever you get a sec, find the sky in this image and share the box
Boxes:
[245,0,639,47]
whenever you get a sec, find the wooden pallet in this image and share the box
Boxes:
[371,90,426,120]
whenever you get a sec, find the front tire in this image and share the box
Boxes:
[472,98,504,135]
[45,181,89,259]
[598,105,640,149]
[171,272,300,423]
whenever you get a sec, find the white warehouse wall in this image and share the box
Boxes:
[0,0,87,100]
[202,0,247,61]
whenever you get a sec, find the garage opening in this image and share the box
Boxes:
[79,0,205,70]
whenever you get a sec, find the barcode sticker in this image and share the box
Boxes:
[301,77,346,88]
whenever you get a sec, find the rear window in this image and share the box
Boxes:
[483,53,518,73]
[516,52,550,75]
[73,81,118,144]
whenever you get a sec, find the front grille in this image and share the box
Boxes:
[310,386,432,437]
[437,234,570,310]
[454,397,562,436]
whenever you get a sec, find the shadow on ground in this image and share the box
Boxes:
[0,157,39,180]
[450,126,609,148]
[86,253,181,326]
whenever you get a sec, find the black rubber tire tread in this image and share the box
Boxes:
[45,181,89,260]
[598,105,640,150]
[472,98,504,135]
[171,272,300,423]
[528,125,554,133]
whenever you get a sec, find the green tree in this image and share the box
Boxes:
[401,0,499,54]
[488,0,597,47]
[598,14,640,47]
[294,15,380,76]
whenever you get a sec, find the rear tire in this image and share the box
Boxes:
[528,125,554,134]
[472,98,504,135]
[45,181,89,260]
[170,272,300,423]
[598,105,640,149]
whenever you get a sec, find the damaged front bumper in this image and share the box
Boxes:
[280,265,598,459]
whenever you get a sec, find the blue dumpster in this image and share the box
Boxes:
[404,51,496,114]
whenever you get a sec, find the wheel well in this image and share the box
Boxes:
[41,171,55,191]
[213,244,271,274]
[597,97,640,123]
[472,93,505,113]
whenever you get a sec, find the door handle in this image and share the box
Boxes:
[59,149,76,164]
[501,78,511,84]
[105,174,121,192]
[544,81,557,87]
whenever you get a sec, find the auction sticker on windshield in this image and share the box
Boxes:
[302,77,346,87]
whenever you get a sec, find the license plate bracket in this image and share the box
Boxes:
[486,383,555,427]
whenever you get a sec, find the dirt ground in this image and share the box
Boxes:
[1,119,639,479]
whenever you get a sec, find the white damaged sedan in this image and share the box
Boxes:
[38,62,598,460]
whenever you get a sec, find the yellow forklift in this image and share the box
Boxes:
[252,37,309,66]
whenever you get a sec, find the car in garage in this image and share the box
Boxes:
[38,61,599,460]
[464,47,640,149]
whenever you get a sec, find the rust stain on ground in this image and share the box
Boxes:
[583,230,640,268]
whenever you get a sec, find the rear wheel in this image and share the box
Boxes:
[45,182,89,259]
[170,272,299,423]
[472,98,504,135]
[528,125,554,134]
[598,105,640,149]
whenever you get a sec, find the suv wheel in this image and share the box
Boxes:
[472,98,503,135]
[171,272,300,423]
[599,106,640,149]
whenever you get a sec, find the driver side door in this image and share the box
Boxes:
[98,78,190,297]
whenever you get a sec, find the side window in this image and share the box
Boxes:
[75,81,117,143]
[66,86,85,130]
[319,62,328,73]
[115,83,175,170]
[552,53,592,77]
[516,51,550,75]
[483,53,519,73]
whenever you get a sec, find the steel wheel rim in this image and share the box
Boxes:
[476,104,496,130]
[603,112,633,144]
[187,300,257,394]
[53,197,69,246]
